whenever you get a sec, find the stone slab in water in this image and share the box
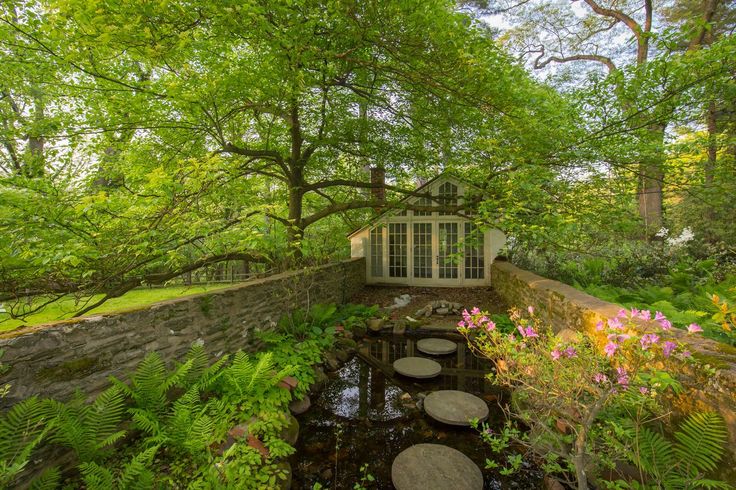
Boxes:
[392,443,483,490]
[424,390,489,426]
[416,338,457,355]
[393,357,441,379]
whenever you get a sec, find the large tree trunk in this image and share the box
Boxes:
[287,174,305,263]
[637,124,665,238]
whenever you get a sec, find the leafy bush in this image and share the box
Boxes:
[458,306,728,490]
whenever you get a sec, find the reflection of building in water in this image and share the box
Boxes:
[359,336,494,394]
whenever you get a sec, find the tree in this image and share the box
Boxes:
[487,0,730,237]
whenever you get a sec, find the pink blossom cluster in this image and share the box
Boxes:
[595,308,698,360]
[457,307,496,332]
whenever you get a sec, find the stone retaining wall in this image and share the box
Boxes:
[491,260,736,450]
[0,259,365,406]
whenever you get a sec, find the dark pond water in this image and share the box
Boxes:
[290,332,545,489]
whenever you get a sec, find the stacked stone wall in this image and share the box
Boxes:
[0,259,366,405]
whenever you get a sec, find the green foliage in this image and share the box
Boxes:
[619,412,731,490]
[0,321,332,488]
[0,397,55,486]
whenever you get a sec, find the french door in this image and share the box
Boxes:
[381,220,486,285]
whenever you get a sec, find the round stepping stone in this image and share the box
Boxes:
[393,357,441,379]
[392,443,483,490]
[416,338,457,355]
[424,390,489,426]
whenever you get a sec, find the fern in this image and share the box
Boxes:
[628,412,730,490]
[0,397,55,487]
[29,467,61,490]
[80,461,115,489]
[673,412,728,476]
[49,385,126,462]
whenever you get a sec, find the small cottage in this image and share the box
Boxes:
[349,172,505,286]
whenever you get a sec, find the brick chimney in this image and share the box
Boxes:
[370,166,385,211]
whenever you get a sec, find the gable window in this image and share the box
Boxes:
[413,196,432,216]
[438,182,458,216]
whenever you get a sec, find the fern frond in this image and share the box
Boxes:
[674,412,727,474]
[635,426,675,480]
[129,408,163,437]
[162,358,194,392]
[0,397,54,460]
[118,445,159,488]
[87,386,126,450]
[29,466,61,490]
[686,478,734,490]
[129,353,167,412]
[79,461,114,490]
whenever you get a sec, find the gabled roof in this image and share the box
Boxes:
[346,171,482,238]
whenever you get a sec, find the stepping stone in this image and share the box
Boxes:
[392,443,483,490]
[424,390,489,426]
[416,338,457,355]
[393,357,441,379]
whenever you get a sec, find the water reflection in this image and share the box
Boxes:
[290,333,545,489]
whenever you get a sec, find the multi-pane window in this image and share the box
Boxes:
[438,182,458,216]
[464,223,484,279]
[370,227,383,277]
[438,222,458,279]
[413,196,432,216]
[412,223,432,278]
[388,223,408,278]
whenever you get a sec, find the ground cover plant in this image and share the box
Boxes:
[458,306,732,490]
[0,302,371,489]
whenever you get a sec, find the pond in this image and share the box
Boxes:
[290,331,545,489]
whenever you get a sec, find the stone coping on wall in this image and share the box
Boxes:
[491,260,736,449]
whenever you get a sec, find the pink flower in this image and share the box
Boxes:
[593,373,608,384]
[479,316,490,324]
[604,342,618,357]
[654,311,666,322]
[662,341,677,357]
[640,333,660,350]
[607,333,630,343]
[457,321,466,329]
[659,319,672,331]
[564,346,577,358]
[607,317,624,330]
[551,349,562,361]
[687,323,703,334]
[639,310,651,321]
[639,387,649,395]
[630,307,640,318]
[471,307,481,315]
[616,367,629,386]
[485,321,496,332]
[517,326,538,338]
[462,309,472,321]
[617,309,628,319]
[595,320,605,331]
[527,306,535,315]
[680,350,692,358]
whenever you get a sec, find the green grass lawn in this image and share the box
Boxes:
[0,284,239,332]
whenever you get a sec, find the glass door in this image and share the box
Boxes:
[437,222,459,280]
[412,222,432,280]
